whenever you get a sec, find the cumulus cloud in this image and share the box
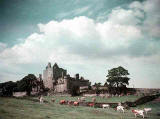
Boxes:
[0,0,160,87]
[0,42,7,53]
[108,7,144,25]
[129,0,160,38]
[0,16,148,64]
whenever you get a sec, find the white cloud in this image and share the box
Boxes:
[108,7,143,25]
[130,0,160,38]
[2,0,157,65]
[129,1,143,10]
[0,42,7,53]
[0,0,160,88]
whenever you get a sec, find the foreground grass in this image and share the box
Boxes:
[0,95,160,119]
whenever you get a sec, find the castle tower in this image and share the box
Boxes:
[43,63,54,89]
[63,76,69,92]
[43,62,67,90]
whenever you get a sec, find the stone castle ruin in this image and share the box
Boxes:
[43,62,91,93]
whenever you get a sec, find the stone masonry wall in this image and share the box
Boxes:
[54,84,68,92]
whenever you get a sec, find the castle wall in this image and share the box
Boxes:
[54,78,68,92]
[69,80,90,88]
[54,77,90,93]
[54,84,68,92]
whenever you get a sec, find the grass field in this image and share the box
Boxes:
[0,95,160,119]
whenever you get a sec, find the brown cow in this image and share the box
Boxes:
[73,101,79,106]
[59,100,66,105]
[88,103,94,107]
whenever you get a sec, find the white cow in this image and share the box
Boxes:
[102,104,110,109]
[116,105,124,113]
[132,109,144,118]
[144,108,152,114]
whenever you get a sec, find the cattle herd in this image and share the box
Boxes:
[39,96,152,118]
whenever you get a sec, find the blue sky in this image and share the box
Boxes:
[0,0,160,88]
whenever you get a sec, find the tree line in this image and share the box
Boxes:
[0,74,44,96]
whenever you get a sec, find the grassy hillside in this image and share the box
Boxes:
[0,95,160,119]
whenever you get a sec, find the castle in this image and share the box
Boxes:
[43,62,91,93]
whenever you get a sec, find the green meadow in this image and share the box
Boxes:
[0,95,160,119]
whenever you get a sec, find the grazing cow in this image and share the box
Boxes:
[144,108,152,114]
[102,104,110,109]
[59,100,66,105]
[132,109,144,118]
[73,101,79,106]
[116,106,124,113]
[88,103,94,107]
[39,96,44,104]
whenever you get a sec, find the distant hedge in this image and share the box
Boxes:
[124,93,160,107]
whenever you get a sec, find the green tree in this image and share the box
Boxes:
[0,81,17,96]
[94,82,101,95]
[106,66,130,94]
[70,85,80,96]
[17,74,37,96]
